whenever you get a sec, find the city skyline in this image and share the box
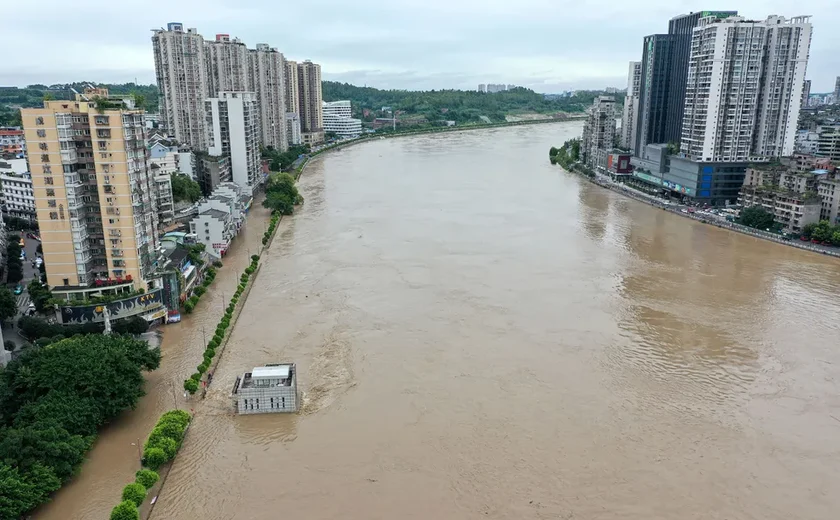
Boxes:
[3,0,839,92]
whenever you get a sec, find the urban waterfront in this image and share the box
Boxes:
[47,122,840,519]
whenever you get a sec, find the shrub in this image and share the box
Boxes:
[245,266,254,275]
[213,333,223,343]
[122,482,146,507]
[205,348,216,358]
[194,286,206,297]
[197,362,208,374]
[110,500,140,520]
[135,469,159,489]
[262,236,268,245]
[183,378,198,394]
[238,283,246,291]
[150,421,186,444]
[251,254,260,262]
[208,339,219,349]
[190,372,201,382]
[213,260,223,268]
[184,301,194,314]
[142,446,168,470]
[227,305,235,314]
[240,274,249,283]
[160,409,191,426]
[149,436,178,459]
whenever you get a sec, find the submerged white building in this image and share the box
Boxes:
[233,364,300,414]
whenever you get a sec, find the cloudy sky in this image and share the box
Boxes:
[3,0,838,93]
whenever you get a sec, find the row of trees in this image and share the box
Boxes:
[263,144,310,172]
[6,233,24,284]
[549,139,582,169]
[0,334,161,519]
[263,173,304,215]
[802,220,840,245]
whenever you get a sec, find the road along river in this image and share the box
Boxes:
[45,121,840,519]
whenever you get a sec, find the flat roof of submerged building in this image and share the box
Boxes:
[252,365,290,379]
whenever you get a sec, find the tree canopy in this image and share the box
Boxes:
[170,173,201,203]
[0,334,160,519]
[802,220,840,245]
[263,173,303,215]
[738,206,776,230]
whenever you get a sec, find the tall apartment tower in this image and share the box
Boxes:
[802,79,812,108]
[620,61,641,151]
[581,96,617,167]
[681,15,812,162]
[21,89,159,291]
[633,11,737,154]
[283,58,300,116]
[205,34,249,96]
[834,77,840,104]
[206,92,262,196]
[152,22,208,149]
[297,60,324,145]
[248,44,288,151]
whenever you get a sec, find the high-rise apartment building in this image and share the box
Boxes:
[152,22,208,149]
[206,92,262,196]
[834,77,840,104]
[581,96,616,167]
[635,34,675,153]
[21,89,159,292]
[297,60,324,146]
[286,113,302,145]
[248,43,288,151]
[477,84,486,93]
[620,61,642,151]
[205,34,249,96]
[283,58,300,116]
[681,15,812,162]
[802,79,812,108]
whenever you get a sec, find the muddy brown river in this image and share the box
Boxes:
[38,122,840,519]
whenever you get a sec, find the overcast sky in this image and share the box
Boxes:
[3,0,838,93]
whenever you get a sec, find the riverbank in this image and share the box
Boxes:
[561,163,840,259]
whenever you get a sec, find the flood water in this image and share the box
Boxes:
[44,122,840,519]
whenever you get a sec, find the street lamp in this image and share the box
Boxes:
[130,438,142,464]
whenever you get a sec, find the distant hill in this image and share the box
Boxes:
[323,81,625,125]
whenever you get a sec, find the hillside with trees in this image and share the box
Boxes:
[322,81,625,125]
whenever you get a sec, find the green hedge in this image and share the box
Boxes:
[111,411,191,518]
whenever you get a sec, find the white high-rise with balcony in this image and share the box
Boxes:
[620,61,642,151]
[205,34,249,96]
[681,15,812,162]
[206,92,262,196]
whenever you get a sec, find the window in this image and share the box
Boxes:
[36,129,46,138]
[44,177,54,185]
[41,154,49,162]
[47,200,56,208]
[49,212,58,220]
[46,189,55,197]
[39,142,48,151]
[36,117,44,125]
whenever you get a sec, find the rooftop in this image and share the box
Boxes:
[238,363,296,391]
[200,208,230,220]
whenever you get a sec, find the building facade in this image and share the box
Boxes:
[21,89,159,293]
[154,172,175,228]
[816,125,840,161]
[0,173,35,220]
[283,58,300,117]
[205,92,262,195]
[248,44,288,151]
[0,127,25,156]
[322,100,362,138]
[738,187,820,233]
[297,60,324,145]
[152,22,208,149]
[233,364,300,414]
[286,113,302,146]
[581,96,616,168]
[620,61,641,151]
[635,34,675,153]
[204,34,249,96]
[681,15,812,162]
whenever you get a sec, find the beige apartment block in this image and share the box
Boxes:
[283,58,300,117]
[205,34,250,95]
[248,44,288,151]
[297,60,324,144]
[21,89,159,294]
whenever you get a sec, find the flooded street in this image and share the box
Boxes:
[44,121,840,519]
[34,200,273,520]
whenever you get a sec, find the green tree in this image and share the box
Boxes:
[739,206,775,230]
[135,469,160,489]
[0,423,92,482]
[0,462,61,519]
[831,230,840,247]
[263,173,303,215]
[121,482,147,506]
[170,173,202,203]
[13,391,103,436]
[112,316,150,335]
[0,285,17,321]
[142,447,168,470]
[802,222,818,238]
[110,500,140,520]
[811,220,833,242]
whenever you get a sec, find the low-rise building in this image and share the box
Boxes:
[188,183,248,257]
[195,153,232,196]
[154,173,175,227]
[0,127,25,156]
[233,364,300,414]
[738,187,821,234]
[322,100,362,138]
[0,172,35,221]
[818,177,840,224]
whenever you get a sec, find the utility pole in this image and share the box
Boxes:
[202,327,206,349]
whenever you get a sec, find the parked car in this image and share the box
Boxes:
[800,236,809,241]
